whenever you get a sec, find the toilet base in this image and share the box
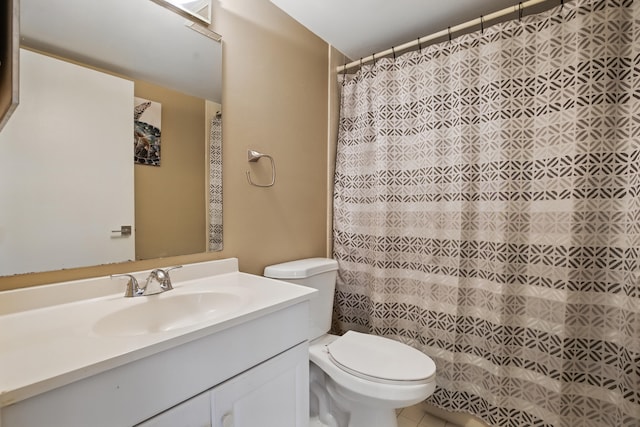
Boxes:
[345,402,398,427]
[309,410,398,427]
[325,375,399,427]
[309,415,333,427]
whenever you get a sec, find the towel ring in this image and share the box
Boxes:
[246,149,276,187]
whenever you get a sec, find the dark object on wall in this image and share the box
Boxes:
[134,97,162,166]
[0,0,19,132]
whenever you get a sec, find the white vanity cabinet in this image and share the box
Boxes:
[0,302,309,427]
[0,260,316,427]
[139,342,308,427]
[137,390,211,427]
[211,341,308,427]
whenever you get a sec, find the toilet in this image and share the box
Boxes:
[264,258,436,427]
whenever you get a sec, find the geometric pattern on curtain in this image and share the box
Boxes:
[332,1,640,426]
[208,114,223,251]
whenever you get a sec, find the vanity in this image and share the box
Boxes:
[0,258,315,426]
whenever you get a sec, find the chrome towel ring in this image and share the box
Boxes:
[246,149,276,187]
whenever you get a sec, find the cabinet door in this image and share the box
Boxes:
[211,342,309,427]
[136,391,211,427]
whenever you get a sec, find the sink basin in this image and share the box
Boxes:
[92,291,245,336]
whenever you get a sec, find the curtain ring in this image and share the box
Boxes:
[360,57,363,69]
[392,46,396,60]
[480,15,484,34]
[448,26,452,42]
[518,2,523,21]
[372,53,376,66]
[417,37,422,53]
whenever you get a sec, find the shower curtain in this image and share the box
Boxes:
[332,1,640,426]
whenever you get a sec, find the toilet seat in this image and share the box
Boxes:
[326,331,436,385]
[309,333,436,409]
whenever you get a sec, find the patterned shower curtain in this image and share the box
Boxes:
[333,1,640,426]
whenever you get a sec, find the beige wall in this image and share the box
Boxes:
[327,47,346,257]
[0,0,330,290]
[214,0,329,274]
[134,81,206,260]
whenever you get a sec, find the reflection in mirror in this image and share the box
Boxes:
[20,0,221,101]
[152,0,212,25]
[0,0,222,277]
[0,0,19,132]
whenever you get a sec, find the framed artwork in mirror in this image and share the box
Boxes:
[134,97,162,166]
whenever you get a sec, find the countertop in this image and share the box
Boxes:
[0,258,315,407]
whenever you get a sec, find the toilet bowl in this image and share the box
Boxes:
[310,333,436,427]
[264,258,436,427]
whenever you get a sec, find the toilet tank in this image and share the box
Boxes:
[264,258,338,341]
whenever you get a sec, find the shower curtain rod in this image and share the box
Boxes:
[337,0,551,72]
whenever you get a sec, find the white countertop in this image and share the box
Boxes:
[0,258,315,407]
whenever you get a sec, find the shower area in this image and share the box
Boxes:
[331,0,640,426]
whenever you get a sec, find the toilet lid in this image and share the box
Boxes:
[326,331,436,384]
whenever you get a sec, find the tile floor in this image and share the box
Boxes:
[396,404,457,427]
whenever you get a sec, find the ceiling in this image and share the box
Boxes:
[270,0,528,60]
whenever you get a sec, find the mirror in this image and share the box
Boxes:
[0,0,222,277]
[20,0,221,101]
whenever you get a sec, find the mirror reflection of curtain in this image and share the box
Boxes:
[333,1,640,426]
[208,113,223,251]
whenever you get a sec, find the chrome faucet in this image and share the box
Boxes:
[111,266,183,297]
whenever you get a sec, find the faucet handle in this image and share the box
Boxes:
[110,273,143,297]
[164,265,183,274]
[158,265,183,291]
[144,265,182,294]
